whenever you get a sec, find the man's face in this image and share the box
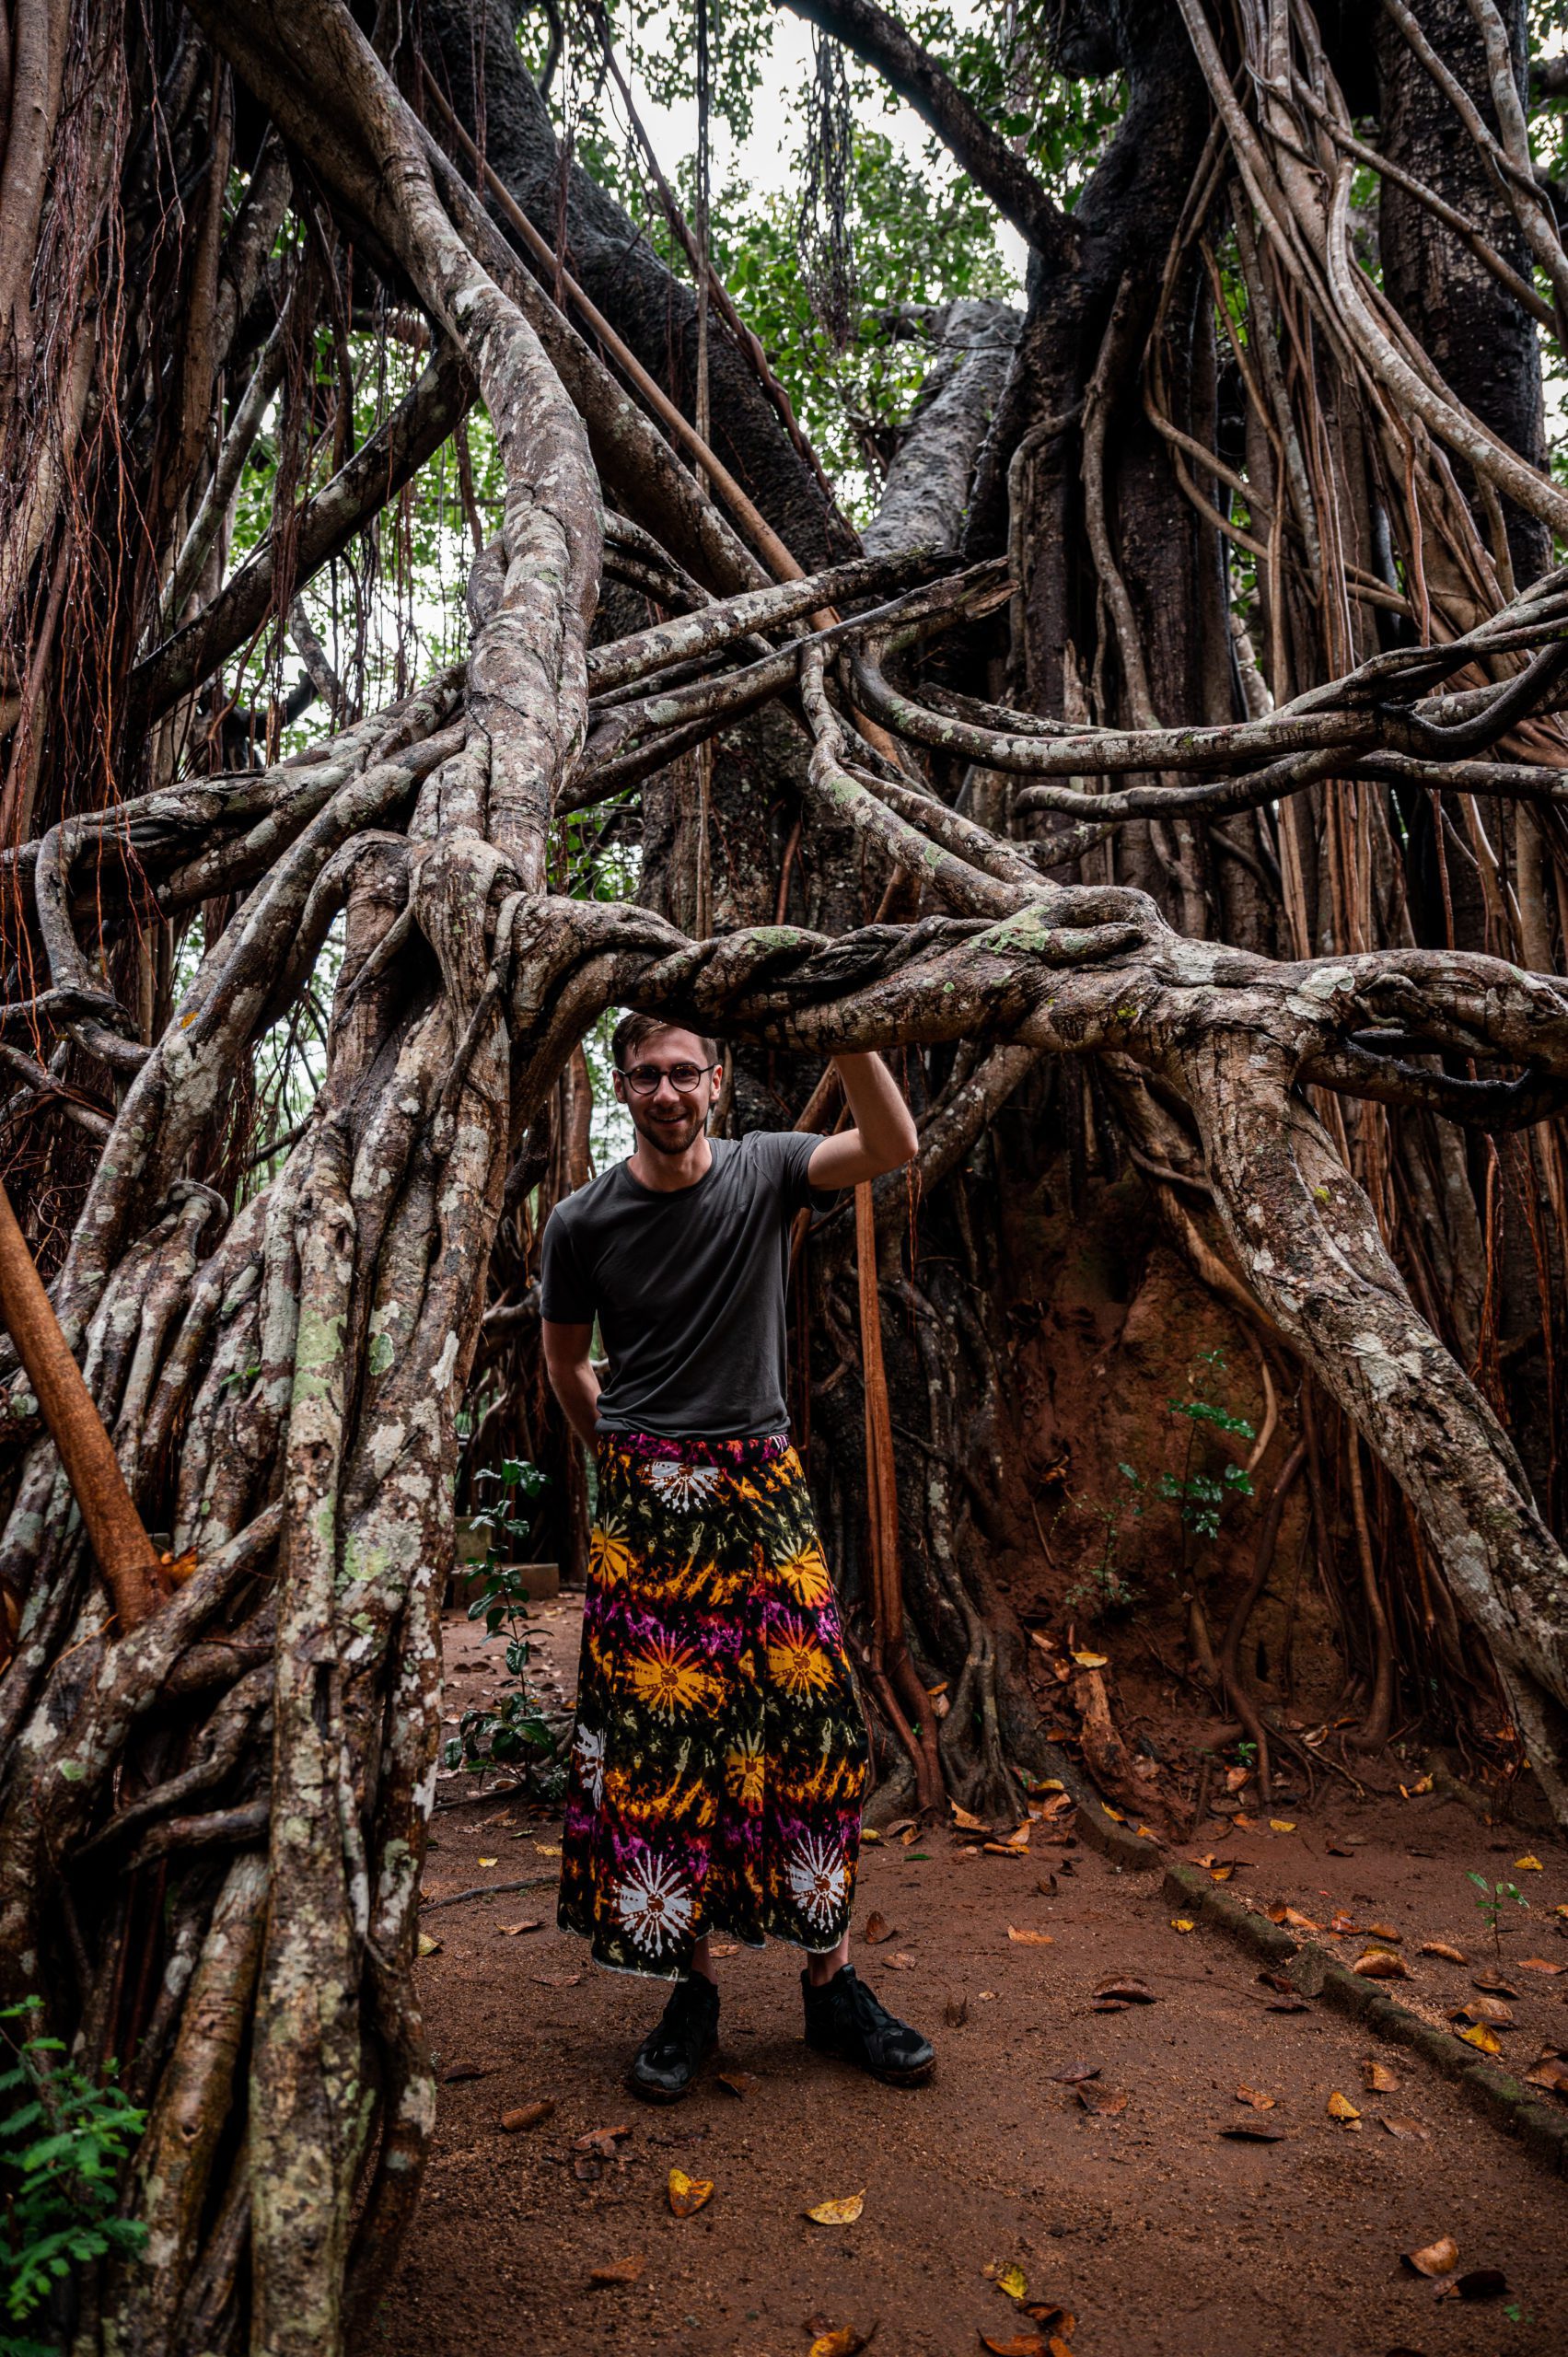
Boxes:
[614,1028,721,1157]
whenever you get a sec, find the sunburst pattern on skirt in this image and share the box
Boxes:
[558,1429,871,1980]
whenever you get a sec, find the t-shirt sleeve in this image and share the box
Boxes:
[539,1203,595,1324]
[760,1126,839,1213]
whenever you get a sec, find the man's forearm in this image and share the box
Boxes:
[834,1051,918,1167]
[551,1361,601,1449]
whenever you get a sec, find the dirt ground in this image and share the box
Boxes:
[357,1594,1568,2357]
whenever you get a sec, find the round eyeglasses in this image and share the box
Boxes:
[618,1061,716,1097]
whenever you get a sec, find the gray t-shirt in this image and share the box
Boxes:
[539,1132,832,1439]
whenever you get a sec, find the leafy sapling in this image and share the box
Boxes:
[1466,1871,1528,1964]
[0,2002,147,2339]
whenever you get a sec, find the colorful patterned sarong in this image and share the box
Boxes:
[558,1430,871,1979]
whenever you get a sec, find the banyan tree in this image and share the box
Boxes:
[2,0,1568,2343]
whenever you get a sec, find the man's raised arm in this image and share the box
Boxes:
[805,1051,919,1191]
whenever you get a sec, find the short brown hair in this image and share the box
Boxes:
[610,1012,720,1070]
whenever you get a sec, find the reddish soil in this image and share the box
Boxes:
[357,1596,1568,2357]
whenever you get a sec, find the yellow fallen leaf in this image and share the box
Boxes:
[1035,1778,1065,1793]
[1327,2091,1360,2121]
[1101,1805,1124,1822]
[951,1805,987,1831]
[807,2331,873,2357]
[1514,1854,1543,1872]
[499,1920,542,1936]
[668,2165,714,2217]
[1236,2085,1276,2110]
[1232,1812,1255,1828]
[1007,1926,1054,1946]
[805,2189,865,2225]
[534,1842,562,1856]
[1000,1822,1032,1849]
[1071,1651,1109,1668]
[1457,2022,1501,2054]
[860,1829,881,1844]
[416,1931,442,1957]
[478,1856,498,1867]
[996,2262,1028,2300]
[1402,2235,1458,2279]
[1170,1918,1196,1933]
[1136,1825,1158,1841]
[1269,1819,1296,1833]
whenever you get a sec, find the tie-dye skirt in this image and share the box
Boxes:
[557,1429,871,1980]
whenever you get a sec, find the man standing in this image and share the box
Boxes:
[540,1015,935,2102]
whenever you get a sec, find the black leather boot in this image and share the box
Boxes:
[627,1970,720,2103]
[801,1962,935,2084]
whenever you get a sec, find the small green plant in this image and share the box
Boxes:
[0,2002,147,2341]
[1467,1871,1529,1961]
[444,1460,557,1783]
[1062,1492,1142,1625]
[1158,1352,1256,1546]
[1233,1737,1258,1771]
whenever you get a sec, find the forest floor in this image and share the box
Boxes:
[357,1594,1568,2357]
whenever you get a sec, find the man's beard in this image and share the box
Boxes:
[632,1104,705,1156]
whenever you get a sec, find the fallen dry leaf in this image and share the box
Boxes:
[1266,1994,1310,2013]
[440,2062,493,2084]
[1523,2052,1568,2096]
[886,1817,917,1839]
[500,2099,555,2132]
[1269,1819,1297,1833]
[708,1942,739,1958]
[1469,1972,1517,1998]
[575,2125,631,2157]
[805,2189,865,2225]
[946,1993,970,2027]
[1007,1926,1054,1947]
[1328,1911,1359,1938]
[1418,1942,1469,1965]
[1449,1996,1514,2027]
[978,2335,1049,2357]
[1379,2115,1430,2140]
[1219,2119,1285,2141]
[1071,1650,1109,1668]
[860,1829,881,1846]
[477,1855,498,1867]
[1401,2235,1459,2279]
[587,2255,643,2287]
[1327,2091,1361,2122]
[499,1919,542,1937]
[1225,1765,1250,1793]
[1047,2061,1099,2084]
[999,1822,1033,1849]
[668,2165,714,2217]
[1235,2085,1277,2110]
[863,1911,896,1945]
[985,1842,1029,1857]
[1365,1922,1401,1943]
[1258,1969,1295,1994]
[1352,1949,1411,1980]
[1036,1875,1058,1898]
[1514,1854,1544,1872]
[1208,1864,1236,1884]
[532,1971,581,1988]
[1091,1975,1156,2004]
[994,2263,1027,2300]
[533,1842,562,1856]
[951,1805,987,1831]
[1517,1957,1566,1975]
[1455,2022,1502,2054]
[1100,1805,1124,1822]
[716,2070,757,2097]
[1362,2059,1400,2093]
[885,1952,918,1970]
[1326,1840,1355,1856]
[807,2328,876,2357]
[416,1932,442,1957]
[1437,2268,1508,2304]
[1267,1905,1322,1933]
[1074,2082,1128,2117]
[1170,1917,1196,1934]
